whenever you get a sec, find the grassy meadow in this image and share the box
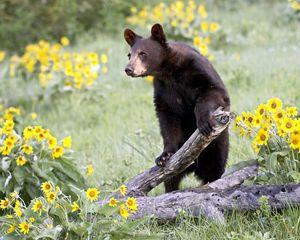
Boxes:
[1,0,300,239]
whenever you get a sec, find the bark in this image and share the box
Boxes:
[131,183,300,223]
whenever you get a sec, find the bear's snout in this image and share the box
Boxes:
[125,66,134,76]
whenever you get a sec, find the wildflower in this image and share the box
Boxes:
[60,36,70,46]
[289,134,300,150]
[48,136,57,149]
[255,129,269,145]
[14,200,23,217]
[273,110,285,124]
[63,136,72,148]
[46,191,57,204]
[85,164,93,177]
[109,197,119,207]
[19,222,30,235]
[7,223,16,234]
[0,198,10,209]
[10,191,19,199]
[23,126,34,139]
[126,197,138,213]
[252,116,262,127]
[1,145,12,155]
[0,51,5,62]
[282,117,295,133]
[41,181,53,193]
[52,146,64,158]
[31,112,38,120]
[71,202,80,212]
[146,75,154,82]
[22,144,33,154]
[210,22,219,33]
[86,188,100,202]
[30,217,35,223]
[119,204,129,219]
[267,98,282,112]
[32,199,43,213]
[286,107,298,117]
[101,54,108,64]
[255,104,267,117]
[16,156,27,166]
[120,185,127,196]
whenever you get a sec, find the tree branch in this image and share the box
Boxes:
[108,108,233,198]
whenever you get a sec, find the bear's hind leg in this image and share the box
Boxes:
[194,131,228,184]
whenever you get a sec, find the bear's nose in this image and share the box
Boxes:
[125,67,133,76]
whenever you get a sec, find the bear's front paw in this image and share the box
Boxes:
[197,119,215,137]
[155,152,174,167]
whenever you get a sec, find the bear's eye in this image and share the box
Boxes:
[127,53,131,59]
[138,51,147,57]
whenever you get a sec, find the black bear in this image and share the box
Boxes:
[124,23,230,193]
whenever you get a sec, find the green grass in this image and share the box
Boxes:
[1,1,300,239]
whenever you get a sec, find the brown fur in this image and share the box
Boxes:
[124,24,230,192]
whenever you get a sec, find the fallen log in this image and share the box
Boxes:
[131,183,300,223]
[107,108,234,199]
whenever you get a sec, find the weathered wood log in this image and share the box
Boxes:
[131,184,300,223]
[107,108,234,199]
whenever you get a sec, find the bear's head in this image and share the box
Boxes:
[124,23,168,77]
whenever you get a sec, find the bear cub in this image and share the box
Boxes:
[124,23,230,193]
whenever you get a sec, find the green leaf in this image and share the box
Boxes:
[13,167,25,185]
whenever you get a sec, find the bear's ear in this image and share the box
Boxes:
[151,23,166,45]
[124,28,141,46]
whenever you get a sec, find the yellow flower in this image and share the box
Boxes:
[16,156,27,166]
[119,185,127,196]
[255,104,267,117]
[1,145,12,155]
[22,144,33,154]
[146,75,154,82]
[126,197,138,213]
[7,223,16,234]
[119,204,129,219]
[10,191,18,199]
[273,110,285,124]
[255,129,269,145]
[85,164,93,177]
[0,51,5,62]
[193,36,202,46]
[267,98,282,112]
[210,22,219,33]
[71,201,80,212]
[23,126,34,139]
[101,54,108,64]
[289,134,300,150]
[282,117,295,133]
[286,107,298,117]
[48,136,57,149]
[0,198,10,209]
[252,116,262,127]
[86,188,100,202]
[60,36,70,46]
[31,112,37,120]
[41,181,53,193]
[252,140,260,154]
[46,191,57,204]
[52,146,64,158]
[32,199,43,213]
[63,136,72,148]
[201,22,209,33]
[14,208,23,217]
[19,222,30,235]
[108,197,119,207]
[29,217,35,223]
[3,119,14,134]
